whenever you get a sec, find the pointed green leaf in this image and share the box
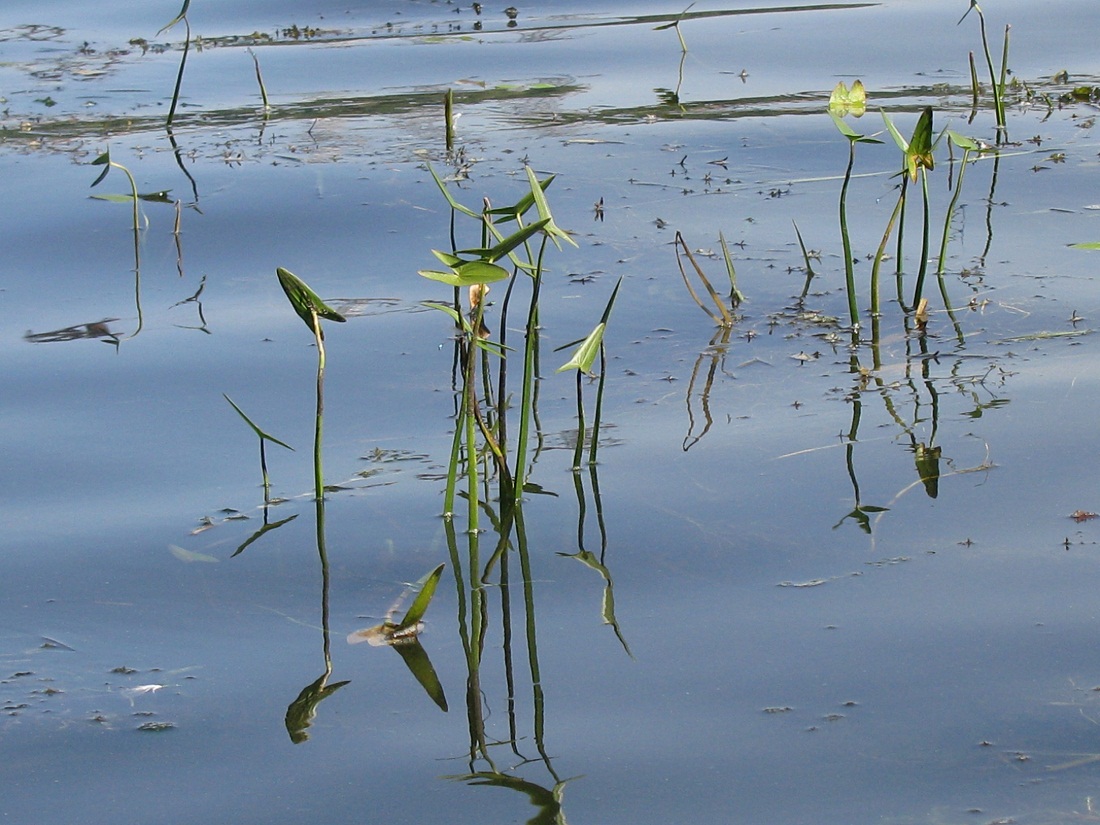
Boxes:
[426,163,480,219]
[1070,242,1100,250]
[398,563,445,629]
[431,249,464,268]
[556,323,605,374]
[830,111,861,139]
[276,267,346,331]
[90,150,111,187]
[223,394,294,450]
[525,165,578,248]
[599,276,623,325]
[881,111,909,154]
[946,130,981,151]
[157,0,192,35]
[484,174,553,222]
[458,217,550,262]
[417,259,509,287]
[908,107,934,177]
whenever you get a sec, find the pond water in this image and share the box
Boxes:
[5,1,1100,822]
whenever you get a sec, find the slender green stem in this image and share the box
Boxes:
[967,51,980,123]
[997,24,1011,140]
[974,5,1005,142]
[937,149,972,275]
[839,139,859,329]
[445,88,455,152]
[871,191,904,317]
[312,313,326,501]
[572,370,585,471]
[911,169,931,307]
[166,17,191,128]
[513,235,549,503]
[589,343,607,466]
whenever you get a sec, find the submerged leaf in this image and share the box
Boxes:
[169,544,218,563]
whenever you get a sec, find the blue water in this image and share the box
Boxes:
[5,2,1100,823]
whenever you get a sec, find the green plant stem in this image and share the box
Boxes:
[967,51,980,123]
[260,439,270,498]
[166,16,191,128]
[512,236,549,504]
[997,24,1011,140]
[445,88,455,152]
[312,312,326,501]
[911,169,931,307]
[871,191,904,317]
[937,149,972,275]
[974,5,1004,142]
[572,370,585,471]
[895,175,909,278]
[839,139,859,329]
[588,343,607,466]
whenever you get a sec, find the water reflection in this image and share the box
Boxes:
[285,499,350,744]
[23,317,120,345]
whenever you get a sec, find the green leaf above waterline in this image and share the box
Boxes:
[276,266,346,330]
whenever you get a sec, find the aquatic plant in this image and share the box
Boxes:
[880,107,935,309]
[158,0,192,129]
[422,164,575,513]
[673,232,734,327]
[275,267,346,501]
[958,0,1010,142]
[222,393,293,500]
[247,47,270,115]
[444,88,455,152]
[556,277,621,469]
[828,80,881,330]
[90,148,141,237]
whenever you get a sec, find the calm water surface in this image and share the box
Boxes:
[4,1,1100,823]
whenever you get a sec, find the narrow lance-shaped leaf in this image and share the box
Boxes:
[456,217,550,262]
[830,112,883,145]
[223,394,294,451]
[398,563,446,629]
[276,267,346,331]
[426,163,480,219]
[525,165,578,248]
[158,0,192,35]
[90,149,112,187]
[392,640,448,712]
[906,107,935,181]
[485,173,554,222]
